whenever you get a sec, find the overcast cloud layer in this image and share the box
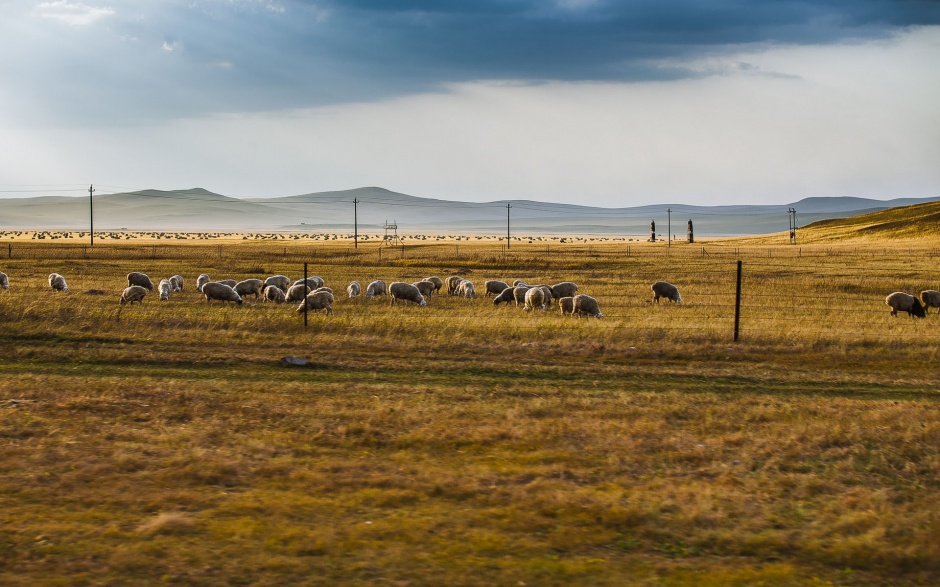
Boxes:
[1,0,938,206]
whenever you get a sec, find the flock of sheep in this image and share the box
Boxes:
[885,290,940,318]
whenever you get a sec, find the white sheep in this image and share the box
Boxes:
[455,280,475,299]
[120,285,148,305]
[493,287,515,306]
[550,282,578,299]
[445,275,465,295]
[202,282,243,305]
[524,286,547,312]
[264,275,291,292]
[127,272,154,291]
[158,279,172,301]
[885,292,926,318]
[234,279,264,300]
[365,280,387,299]
[196,274,210,292]
[216,279,237,288]
[651,281,682,304]
[0,271,8,290]
[512,285,531,306]
[424,276,444,293]
[312,286,333,295]
[286,283,311,302]
[347,281,361,298]
[169,275,183,292]
[296,290,334,316]
[558,296,575,315]
[388,282,427,306]
[573,294,604,319]
[920,290,940,314]
[293,276,325,289]
[263,285,287,304]
[512,280,528,287]
[412,280,436,299]
[484,280,510,296]
[49,273,68,292]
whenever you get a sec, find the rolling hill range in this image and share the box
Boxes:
[0,186,937,237]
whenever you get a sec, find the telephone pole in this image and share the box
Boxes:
[353,198,359,249]
[788,208,797,244]
[667,208,672,248]
[506,203,512,250]
[89,184,95,246]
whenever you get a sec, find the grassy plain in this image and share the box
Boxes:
[1,234,939,586]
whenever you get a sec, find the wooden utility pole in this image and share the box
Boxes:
[89,184,95,246]
[506,203,512,250]
[353,198,359,249]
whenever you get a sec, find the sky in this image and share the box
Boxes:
[0,0,938,207]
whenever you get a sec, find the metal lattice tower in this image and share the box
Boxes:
[383,220,402,246]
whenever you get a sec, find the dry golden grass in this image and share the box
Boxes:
[1,237,939,586]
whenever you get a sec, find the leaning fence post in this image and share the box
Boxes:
[734,260,742,342]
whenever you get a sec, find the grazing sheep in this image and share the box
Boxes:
[512,285,531,306]
[263,285,287,304]
[920,290,940,314]
[512,280,528,287]
[455,280,475,298]
[169,275,183,292]
[120,285,148,305]
[550,282,578,299]
[524,286,548,312]
[365,280,387,299]
[196,274,210,292]
[484,280,510,296]
[264,275,291,292]
[296,290,334,316]
[445,275,464,295]
[573,294,604,319]
[127,272,154,291]
[493,287,515,306]
[49,273,68,292]
[202,282,243,305]
[234,279,264,300]
[424,276,444,293]
[651,281,682,304]
[885,292,926,318]
[286,283,311,302]
[558,296,575,315]
[0,271,8,290]
[389,282,427,307]
[412,280,436,299]
[217,279,237,288]
[158,279,172,301]
[347,281,361,298]
[293,276,325,289]
[312,286,333,295]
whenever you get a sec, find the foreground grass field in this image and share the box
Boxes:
[1,237,939,586]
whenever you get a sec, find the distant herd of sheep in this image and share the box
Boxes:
[3,268,938,320]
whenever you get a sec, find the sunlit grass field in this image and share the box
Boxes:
[1,236,939,586]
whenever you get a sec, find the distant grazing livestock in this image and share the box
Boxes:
[202,282,242,305]
[445,276,464,295]
[512,286,531,306]
[493,287,515,306]
[455,280,475,299]
[920,290,940,314]
[286,283,311,302]
[885,292,926,318]
[347,281,361,298]
[158,279,172,301]
[651,281,682,304]
[365,280,387,299]
[558,296,575,315]
[120,285,148,305]
[234,279,264,300]
[216,279,237,288]
[263,285,287,304]
[484,280,510,297]
[512,280,528,288]
[296,290,334,316]
[49,273,68,292]
[0,271,8,290]
[389,282,427,306]
[196,274,210,292]
[264,275,291,292]
[293,276,324,289]
[169,275,183,291]
[127,272,154,291]
[573,294,604,319]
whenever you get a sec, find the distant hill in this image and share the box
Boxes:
[0,187,937,236]
[798,200,940,242]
